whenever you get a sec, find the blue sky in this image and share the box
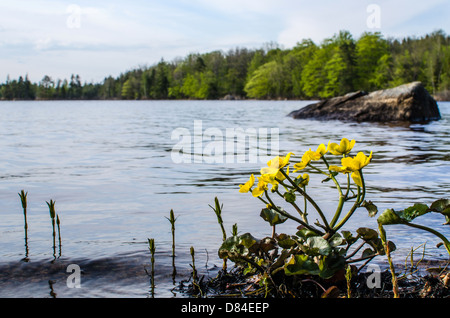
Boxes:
[0,0,449,83]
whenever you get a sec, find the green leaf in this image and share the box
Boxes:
[361,248,376,258]
[276,233,298,249]
[328,233,344,247]
[303,236,332,256]
[388,241,396,253]
[238,233,258,249]
[378,241,397,256]
[379,204,429,224]
[430,199,450,223]
[270,248,294,272]
[362,200,378,217]
[296,228,317,240]
[218,236,244,260]
[260,208,288,226]
[400,203,429,222]
[258,237,277,253]
[284,254,320,276]
[317,254,346,279]
[377,208,406,225]
[430,199,450,214]
[356,227,379,241]
[341,230,358,245]
[218,233,258,260]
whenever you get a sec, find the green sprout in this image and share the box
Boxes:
[19,190,29,260]
[148,238,156,294]
[46,200,57,258]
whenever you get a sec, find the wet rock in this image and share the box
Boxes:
[289,82,441,122]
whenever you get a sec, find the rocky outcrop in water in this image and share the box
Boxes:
[289,82,441,122]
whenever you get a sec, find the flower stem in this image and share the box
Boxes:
[264,191,323,235]
[333,171,366,232]
[275,189,308,223]
[405,222,450,255]
[333,186,362,232]
[279,169,330,230]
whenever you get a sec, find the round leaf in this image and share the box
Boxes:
[356,227,379,241]
[304,236,332,256]
[260,208,288,226]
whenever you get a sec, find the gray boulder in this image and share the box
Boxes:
[289,82,441,122]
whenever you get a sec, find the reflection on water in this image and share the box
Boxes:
[0,100,449,297]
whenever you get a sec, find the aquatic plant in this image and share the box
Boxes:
[46,200,57,258]
[210,197,227,241]
[378,222,399,298]
[210,197,228,270]
[165,209,178,278]
[165,209,177,257]
[19,190,28,232]
[220,138,394,295]
[18,190,29,260]
[345,265,353,298]
[148,238,156,294]
[56,214,62,257]
[190,246,198,285]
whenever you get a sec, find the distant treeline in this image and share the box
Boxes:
[1,30,449,101]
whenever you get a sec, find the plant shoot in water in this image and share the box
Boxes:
[56,214,62,257]
[165,209,177,258]
[19,190,29,261]
[165,209,178,277]
[46,200,57,259]
[148,238,156,295]
[190,246,198,284]
[210,197,228,270]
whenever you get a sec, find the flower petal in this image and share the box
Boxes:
[351,171,363,187]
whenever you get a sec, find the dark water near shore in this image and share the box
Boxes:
[0,100,449,297]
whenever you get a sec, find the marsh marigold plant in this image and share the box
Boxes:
[217,137,450,297]
[219,138,396,290]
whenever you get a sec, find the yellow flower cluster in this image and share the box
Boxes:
[329,151,373,187]
[239,153,296,197]
[239,138,372,197]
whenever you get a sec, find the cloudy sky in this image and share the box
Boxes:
[1,0,449,83]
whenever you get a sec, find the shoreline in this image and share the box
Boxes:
[1,97,449,102]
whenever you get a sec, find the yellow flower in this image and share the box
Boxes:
[314,143,328,158]
[293,151,313,172]
[351,170,363,187]
[341,151,373,171]
[328,138,356,155]
[252,176,268,197]
[239,174,255,193]
[329,165,352,174]
[261,167,290,192]
[293,144,326,172]
[329,151,372,187]
[261,152,293,175]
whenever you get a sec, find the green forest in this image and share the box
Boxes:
[1,30,449,101]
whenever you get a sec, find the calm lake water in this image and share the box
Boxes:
[0,100,449,297]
